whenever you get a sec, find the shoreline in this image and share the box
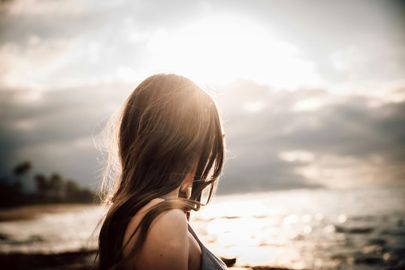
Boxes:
[0,203,98,222]
[0,204,300,269]
[0,250,97,270]
[0,250,299,270]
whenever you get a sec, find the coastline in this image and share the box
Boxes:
[0,203,98,222]
[0,204,297,270]
[0,250,298,270]
[1,191,404,270]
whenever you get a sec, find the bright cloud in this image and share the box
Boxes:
[145,14,322,88]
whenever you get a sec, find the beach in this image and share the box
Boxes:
[0,250,298,270]
[0,188,404,270]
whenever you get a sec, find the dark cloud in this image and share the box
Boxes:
[1,80,404,193]
[215,81,405,192]
[0,83,131,186]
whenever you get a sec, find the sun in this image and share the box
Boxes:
[144,14,322,88]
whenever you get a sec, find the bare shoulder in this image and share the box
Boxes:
[141,208,189,269]
[124,200,189,270]
[123,198,166,251]
[145,207,189,251]
[151,207,188,230]
[124,199,187,241]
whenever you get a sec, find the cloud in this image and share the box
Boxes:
[1,80,405,193]
[2,0,404,91]
[215,81,405,192]
[330,39,405,83]
[214,0,405,85]
[0,39,74,89]
[0,82,131,186]
[1,0,405,194]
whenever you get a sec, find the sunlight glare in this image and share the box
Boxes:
[146,14,322,87]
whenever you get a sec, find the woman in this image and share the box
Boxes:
[97,73,228,270]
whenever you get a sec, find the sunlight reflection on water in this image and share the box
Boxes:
[0,188,404,269]
[190,188,405,269]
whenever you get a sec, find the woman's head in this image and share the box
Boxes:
[109,73,224,205]
[97,73,225,269]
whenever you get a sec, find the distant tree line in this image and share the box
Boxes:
[0,161,98,208]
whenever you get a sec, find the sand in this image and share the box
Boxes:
[0,203,96,222]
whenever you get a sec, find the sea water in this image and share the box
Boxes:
[0,187,404,269]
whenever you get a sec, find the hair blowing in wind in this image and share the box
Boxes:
[96,73,225,270]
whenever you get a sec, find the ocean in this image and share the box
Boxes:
[0,187,404,269]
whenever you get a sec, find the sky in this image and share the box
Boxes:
[0,0,404,194]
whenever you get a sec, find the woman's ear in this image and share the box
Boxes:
[179,180,192,199]
[179,165,196,199]
[181,170,194,188]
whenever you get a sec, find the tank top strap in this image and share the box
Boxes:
[187,223,205,248]
[188,223,229,269]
